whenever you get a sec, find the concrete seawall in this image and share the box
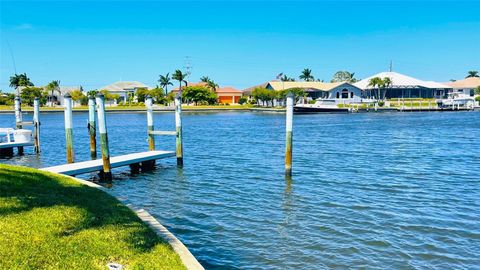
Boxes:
[61,174,204,270]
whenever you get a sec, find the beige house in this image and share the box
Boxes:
[446,77,480,97]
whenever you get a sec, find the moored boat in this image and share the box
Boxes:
[294,99,351,113]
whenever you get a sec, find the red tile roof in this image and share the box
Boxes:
[216,86,242,94]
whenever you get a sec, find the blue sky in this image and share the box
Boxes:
[1,0,479,91]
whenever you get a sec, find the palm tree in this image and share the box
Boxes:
[281,75,295,82]
[382,77,392,100]
[9,73,34,95]
[206,80,219,92]
[87,90,98,98]
[172,70,187,93]
[45,80,60,106]
[158,73,173,95]
[299,68,314,81]
[200,76,210,83]
[200,76,219,91]
[466,71,479,78]
[367,77,383,100]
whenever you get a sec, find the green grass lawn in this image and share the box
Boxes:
[0,164,185,270]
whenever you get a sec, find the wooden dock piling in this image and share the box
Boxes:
[174,93,183,166]
[64,93,74,163]
[285,92,294,176]
[146,95,155,151]
[96,93,112,182]
[33,97,40,153]
[14,96,24,155]
[88,97,97,160]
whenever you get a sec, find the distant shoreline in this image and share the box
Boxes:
[0,106,285,114]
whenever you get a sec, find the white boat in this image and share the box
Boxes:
[436,92,475,109]
[0,128,33,149]
[294,99,351,113]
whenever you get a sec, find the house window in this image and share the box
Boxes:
[341,89,349,99]
[336,92,340,99]
[350,92,354,98]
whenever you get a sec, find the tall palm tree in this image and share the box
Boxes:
[466,71,479,78]
[45,80,60,106]
[367,77,383,100]
[382,77,392,100]
[9,73,34,95]
[158,73,173,95]
[172,70,187,93]
[299,68,314,81]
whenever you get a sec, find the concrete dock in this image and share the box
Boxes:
[41,150,175,176]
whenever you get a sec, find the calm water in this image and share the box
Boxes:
[2,111,480,269]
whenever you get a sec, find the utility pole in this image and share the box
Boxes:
[184,56,192,77]
[389,60,393,72]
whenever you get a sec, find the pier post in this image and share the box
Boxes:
[285,92,294,176]
[96,94,112,182]
[88,96,97,160]
[64,93,74,163]
[14,96,24,155]
[33,97,41,153]
[146,95,155,151]
[175,93,183,166]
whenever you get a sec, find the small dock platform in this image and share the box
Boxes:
[397,107,472,112]
[0,141,34,149]
[41,150,175,176]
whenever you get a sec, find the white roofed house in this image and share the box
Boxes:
[265,81,364,104]
[354,71,452,99]
[99,81,150,104]
[46,85,84,107]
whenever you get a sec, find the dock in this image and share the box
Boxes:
[0,141,34,149]
[397,107,473,112]
[41,150,175,176]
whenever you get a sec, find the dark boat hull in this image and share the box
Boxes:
[294,106,349,113]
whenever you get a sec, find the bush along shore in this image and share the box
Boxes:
[0,164,186,270]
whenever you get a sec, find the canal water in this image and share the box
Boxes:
[1,111,479,269]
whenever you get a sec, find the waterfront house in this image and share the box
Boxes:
[173,82,243,104]
[99,81,150,103]
[265,81,363,104]
[45,85,83,107]
[354,71,452,99]
[445,77,480,97]
[216,86,243,104]
[242,81,270,97]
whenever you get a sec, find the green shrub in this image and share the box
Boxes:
[378,101,385,107]
[238,97,247,105]
[80,96,88,106]
[308,100,316,104]
[475,96,480,102]
[182,86,217,105]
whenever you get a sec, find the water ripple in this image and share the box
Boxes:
[2,111,480,269]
